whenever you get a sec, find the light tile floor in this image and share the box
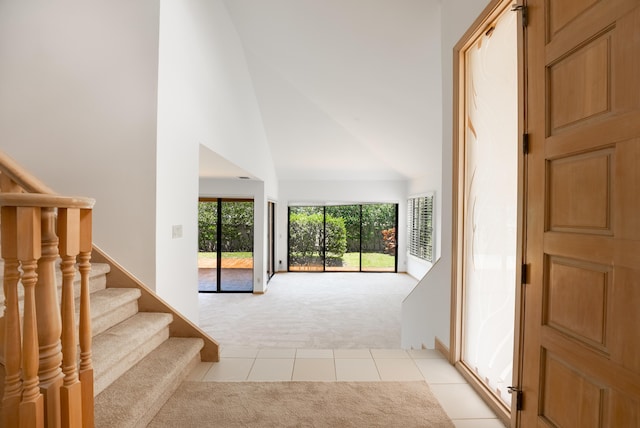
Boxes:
[187,347,506,427]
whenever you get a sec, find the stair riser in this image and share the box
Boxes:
[94,327,170,396]
[133,352,201,428]
[91,300,139,338]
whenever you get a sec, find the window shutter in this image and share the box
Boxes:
[407,195,433,262]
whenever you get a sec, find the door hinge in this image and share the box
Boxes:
[522,133,530,155]
[508,386,523,410]
[521,263,528,284]
[511,4,528,27]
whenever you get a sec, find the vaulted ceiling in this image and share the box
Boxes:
[210,0,442,181]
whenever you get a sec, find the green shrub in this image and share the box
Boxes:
[289,212,347,264]
[198,201,254,252]
[289,212,323,264]
[325,216,347,257]
[198,202,217,252]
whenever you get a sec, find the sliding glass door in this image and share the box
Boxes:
[220,200,254,292]
[361,203,397,272]
[198,198,254,293]
[325,205,360,271]
[288,204,397,272]
[267,201,276,281]
[288,206,324,271]
[198,200,219,291]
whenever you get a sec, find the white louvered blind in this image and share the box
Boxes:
[407,195,433,262]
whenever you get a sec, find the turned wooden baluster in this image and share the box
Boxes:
[36,207,64,428]
[17,206,45,428]
[2,207,23,427]
[78,208,94,428]
[57,208,83,427]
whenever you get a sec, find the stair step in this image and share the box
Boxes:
[92,312,173,395]
[83,288,141,337]
[94,337,204,428]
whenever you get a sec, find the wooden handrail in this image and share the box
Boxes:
[0,193,95,209]
[0,151,55,195]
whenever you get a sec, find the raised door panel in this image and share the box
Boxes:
[544,257,610,350]
[548,33,611,133]
[540,353,605,428]
[547,149,612,233]
[547,0,601,38]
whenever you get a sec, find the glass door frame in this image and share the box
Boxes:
[267,201,276,282]
[198,197,255,293]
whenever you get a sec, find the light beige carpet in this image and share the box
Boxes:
[198,272,417,349]
[148,381,454,427]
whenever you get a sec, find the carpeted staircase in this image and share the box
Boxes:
[0,258,207,427]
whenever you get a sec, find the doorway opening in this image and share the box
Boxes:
[267,201,276,282]
[198,198,254,293]
[287,203,397,272]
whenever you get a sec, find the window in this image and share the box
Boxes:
[407,195,433,262]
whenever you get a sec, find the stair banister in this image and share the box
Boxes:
[1,193,95,428]
[0,148,220,427]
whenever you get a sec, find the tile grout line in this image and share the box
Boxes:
[290,357,298,381]
[371,350,385,381]
[246,356,257,381]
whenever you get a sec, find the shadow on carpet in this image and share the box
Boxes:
[148,381,454,427]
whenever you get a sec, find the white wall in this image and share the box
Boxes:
[401,0,491,349]
[157,0,278,319]
[401,259,451,348]
[400,1,442,281]
[0,1,160,286]
[277,179,408,272]
[199,178,268,293]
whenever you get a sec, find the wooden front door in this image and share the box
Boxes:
[520,0,640,426]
